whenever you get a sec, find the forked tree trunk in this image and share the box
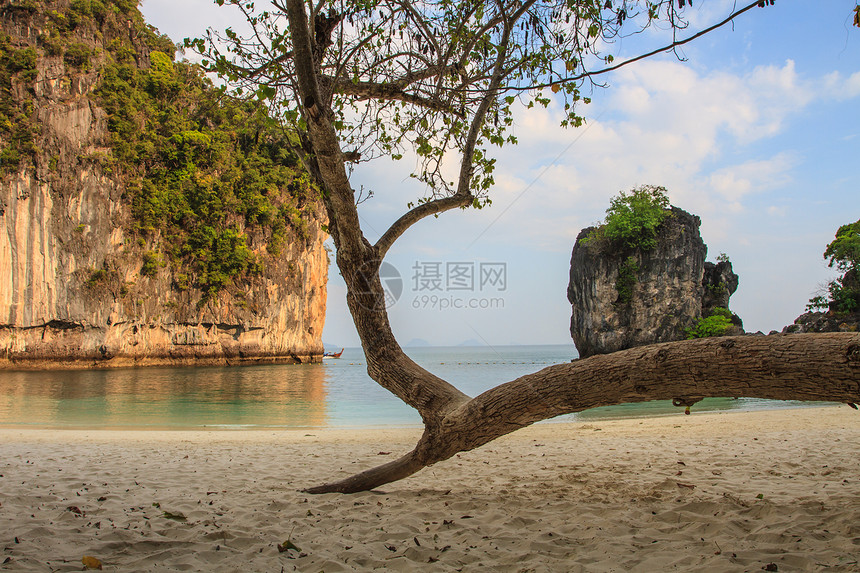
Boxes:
[306,333,860,493]
[279,0,860,495]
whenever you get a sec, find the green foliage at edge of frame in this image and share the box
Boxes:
[807,218,860,314]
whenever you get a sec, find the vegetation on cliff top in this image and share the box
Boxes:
[1,0,319,301]
[1,0,139,173]
[94,42,317,298]
[583,185,671,305]
[585,185,672,251]
[808,218,860,314]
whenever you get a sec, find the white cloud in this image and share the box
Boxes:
[606,59,816,144]
[847,71,860,98]
[473,57,849,250]
[705,153,794,204]
[824,70,860,100]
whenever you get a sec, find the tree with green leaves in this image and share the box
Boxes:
[585,185,671,251]
[809,219,860,313]
[193,0,860,493]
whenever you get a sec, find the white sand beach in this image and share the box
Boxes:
[1,405,858,572]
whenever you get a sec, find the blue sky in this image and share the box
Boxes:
[140,1,860,349]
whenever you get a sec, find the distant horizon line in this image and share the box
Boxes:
[323,342,578,349]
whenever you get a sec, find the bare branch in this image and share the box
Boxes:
[503,0,766,92]
[333,25,387,84]
[305,449,426,494]
[332,77,465,116]
[375,193,474,258]
[397,0,442,58]
[244,50,293,78]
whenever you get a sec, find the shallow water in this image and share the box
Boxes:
[0,345,827,429]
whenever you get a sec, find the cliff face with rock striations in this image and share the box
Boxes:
[0,0,327,368]
[568,207,740,358]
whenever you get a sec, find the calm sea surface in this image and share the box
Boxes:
[0,345,826,429]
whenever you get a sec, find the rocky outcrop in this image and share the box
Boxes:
[568,207,740,358]
[702,261,743,329]
[783,311,860,334]
[0,1,327,369]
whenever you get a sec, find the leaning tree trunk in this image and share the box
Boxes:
[281,0,860,495]
[306,333,860,493]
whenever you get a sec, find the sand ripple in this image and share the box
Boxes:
[1,406,858,571]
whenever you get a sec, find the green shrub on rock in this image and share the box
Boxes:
[615,256,639,306]
[63,43,93,69]
[685,307,733,339]
[587,185,671,251]
[685,315,731,339]
[586,185,672,307]
[0,36,39,173]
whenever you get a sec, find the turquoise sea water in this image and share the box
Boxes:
[0,345,827,429]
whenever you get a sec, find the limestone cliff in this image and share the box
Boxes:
[0,0,327,368]
[568,207,740,358]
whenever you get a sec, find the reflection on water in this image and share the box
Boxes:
[0,344,830,429]
[0,364,329,429]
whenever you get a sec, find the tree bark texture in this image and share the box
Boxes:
[285,0,470,429]
[306,333,860,493]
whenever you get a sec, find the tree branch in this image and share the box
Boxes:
[398,0,443,59]
[284,0,367,258]
[452,0,533,197]
[285,1,471,430]
[284,0,323,118]
[371,0,536,258]
[375,193,474,259]
[304,446,426,494]
[504,0,766,91]
[307,333,860,493]
[332,77,464,116]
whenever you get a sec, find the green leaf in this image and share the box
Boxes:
[257,85,276,100]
